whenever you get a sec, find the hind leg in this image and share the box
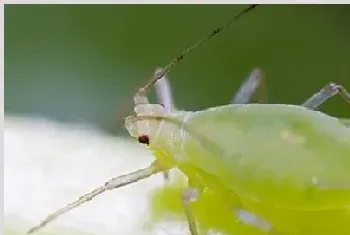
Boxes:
[234,208,280,234]
[182,191,281,235]
[182,182,280,234]
[301,82,350,110]
[182,187,200,235]
[231,68,267,104]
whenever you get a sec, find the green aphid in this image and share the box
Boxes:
[27,5,350,235]
[132,67,350,235]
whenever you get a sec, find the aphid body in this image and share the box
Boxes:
[126,100,350,234]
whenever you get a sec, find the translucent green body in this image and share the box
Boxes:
[147,104,350,234]
[150,175,250,235]
[150,175,350,235]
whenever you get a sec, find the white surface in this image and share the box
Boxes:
[4,116,188,235]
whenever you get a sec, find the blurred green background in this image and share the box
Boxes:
[5,4,350,136]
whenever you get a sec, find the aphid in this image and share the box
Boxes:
[27,4,350,235]
[27,4,260,234]
[146,73,350,235]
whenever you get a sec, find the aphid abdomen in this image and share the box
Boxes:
[238,194,350,235]
[132,103,350,234]
[149,176,275,235]
[149,177,350,235]
[147,104,350,234]
[173,104,350,210]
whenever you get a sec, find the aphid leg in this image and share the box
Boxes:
[162,169,170,182]
[27,161,164,235]
[182,188,200,235]
[154,67,176,181]
[221,193,280,234]
[235,209,280,234]
[302,82,350,110]
[231,68,267,104]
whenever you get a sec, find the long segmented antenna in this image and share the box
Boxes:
[27,163,162,234]
[113,4,259,131]
[137,4,259,96]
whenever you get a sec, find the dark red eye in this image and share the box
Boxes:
[138,134,150,145]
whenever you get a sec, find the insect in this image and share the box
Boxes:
[27,4,350,235]
[146,71,350,235]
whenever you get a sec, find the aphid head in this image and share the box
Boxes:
[124,92,165,146]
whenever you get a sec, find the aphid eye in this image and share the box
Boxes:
[138,134,150,145]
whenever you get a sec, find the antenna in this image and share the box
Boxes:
[112,4,260,132]
[137,4,259,96]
